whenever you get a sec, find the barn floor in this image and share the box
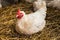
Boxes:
[0,2,60,40]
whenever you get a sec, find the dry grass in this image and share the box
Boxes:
[0,2,60,40]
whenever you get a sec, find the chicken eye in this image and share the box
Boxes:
[20,13,22,14]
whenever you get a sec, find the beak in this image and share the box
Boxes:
[16,15,19,18]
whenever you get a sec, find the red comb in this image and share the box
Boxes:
[17,9,20,15]
[16,9,24,19]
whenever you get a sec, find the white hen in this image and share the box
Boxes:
[25,0,60,9]
[16,1,46,35]
[46,0,60,9]
[0,0,2,8]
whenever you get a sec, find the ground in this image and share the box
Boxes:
[0,2,60,40]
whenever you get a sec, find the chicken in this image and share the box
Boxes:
[45,0,60,9]
[15,1,46,35]
[25,0,60,9]
[0,3,2,8]
[0,0,2,8]
[33,0,46,11]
